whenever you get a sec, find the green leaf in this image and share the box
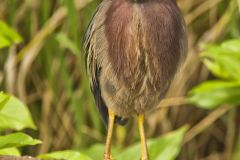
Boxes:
[62,0,79,48]
[0,92,36,131]
[148,126,188,160]
[55,32,80,55]
[38,150,92,160]
[0,148,21,156]
[221,39,240,52]
[0,92,10,110]
[83,144,105,160]
[84,144,119,160]
[0,20,22,49]
[116,126,188,160]
[0,36,11,49]
[188,81,240,109]
[200,39,240,80]
[0,132,41,149]
[201,43,240,80]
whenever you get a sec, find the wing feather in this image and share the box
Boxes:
[83,2,109,126]
[84,0,128,127]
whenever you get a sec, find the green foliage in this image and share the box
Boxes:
[55,32,80,56]
[0,92,93,159]
[83,144,119,160]
[38,150,92,160]
[0,92,39,156]
[148,126,187,160]
[189,81,240,109]
[188,39,240,109]
[0,92,36,131]
[0,20,22,49]
[0,92,10,110]
[0,148,20,156]
[201,40,240,80]
[0,132,41,149]
[188,38,240,159]
[116,126,187,160]
[83,144,106,160]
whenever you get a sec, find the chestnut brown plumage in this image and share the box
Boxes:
[84,0,187,159]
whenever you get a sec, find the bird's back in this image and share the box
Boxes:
[84,0,187,123]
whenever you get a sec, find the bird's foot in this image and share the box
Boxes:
[140,157,149,160]
[103,153,114,160]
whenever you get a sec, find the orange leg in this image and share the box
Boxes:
[103,109,115,160]
[138,114,149,160]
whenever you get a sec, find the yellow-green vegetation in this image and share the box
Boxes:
[0,0,240,159]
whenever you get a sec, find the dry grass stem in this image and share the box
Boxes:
[16,0,93,101]
[225,109,236,159]
[183,105,232,144]
[185,0,222,25]
[155,97,188,110]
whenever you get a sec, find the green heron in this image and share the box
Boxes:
[84,0,187,159]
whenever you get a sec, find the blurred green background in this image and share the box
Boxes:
[0,0,240,159]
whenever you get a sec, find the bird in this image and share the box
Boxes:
[83,0,187,159]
